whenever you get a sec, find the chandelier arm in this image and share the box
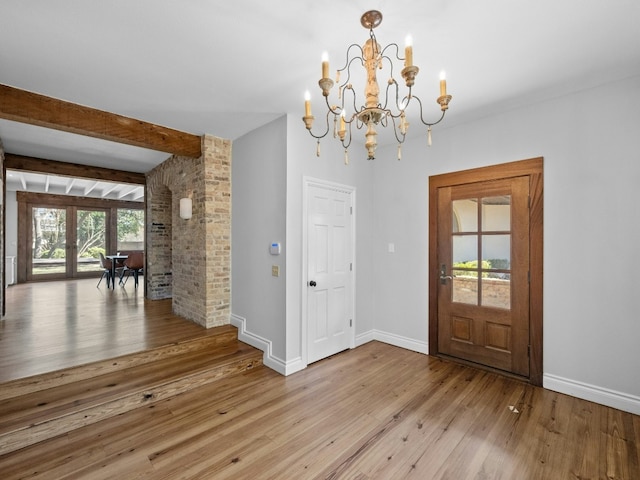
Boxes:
[389,116,407,144]
[379,76,403,112]
[379,43,402,81]
[379,42,403,61]
[412,95,447,127]
[337,56,365,95]
[306,109,334,140]
[324,95,342,117]
[336,44,365,73]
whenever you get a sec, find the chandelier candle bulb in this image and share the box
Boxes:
[322,52,329,79]
[405,36,413,67]
[439,71,447,97]
[304,91,311,117]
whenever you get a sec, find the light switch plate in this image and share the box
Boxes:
[272,265,280,277]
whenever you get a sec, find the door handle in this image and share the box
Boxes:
[439,264,452,285]
[308,280,317,287]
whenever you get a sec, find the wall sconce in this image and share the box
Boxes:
[179,197,192,220]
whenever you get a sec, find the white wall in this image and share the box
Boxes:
[231,117,288,368]
[232,114,375,374]
[231,75,640,414]
[284,116,375,374]
[372,75,640,413]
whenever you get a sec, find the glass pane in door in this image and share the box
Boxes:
[32,207,66,276]
[77,209,106,273]
[480,195,512,310]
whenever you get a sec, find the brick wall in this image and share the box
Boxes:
[146,135,232,328]
[146,185,172,299]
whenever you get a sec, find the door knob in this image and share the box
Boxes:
[308,280,317,287]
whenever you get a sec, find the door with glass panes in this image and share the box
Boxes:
[29,206,108,280]
[437,176,530,376]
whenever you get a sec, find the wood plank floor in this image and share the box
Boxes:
[0,279,214,382]
[1,280,639,478]
[0,341,638,479]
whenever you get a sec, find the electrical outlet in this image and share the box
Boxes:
[272,265,280,277]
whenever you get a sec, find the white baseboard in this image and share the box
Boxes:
[230,314,284,375]
[544,373,640,415]
[355,330,375,346]
[232,315,640,415]
[361,329,429,354]
[230,314,306,376]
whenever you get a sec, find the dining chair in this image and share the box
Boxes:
[119,252,144,288]
[97,252,112,288]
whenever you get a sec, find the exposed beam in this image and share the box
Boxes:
[5,154,146,185]
[0,84,201,158]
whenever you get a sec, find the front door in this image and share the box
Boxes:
[306,182,354,364]
[437,176,530,376]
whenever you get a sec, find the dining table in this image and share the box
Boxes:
[105,254,128,289]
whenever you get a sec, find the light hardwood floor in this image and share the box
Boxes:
[0,279,214,382]
[1,280,639,479]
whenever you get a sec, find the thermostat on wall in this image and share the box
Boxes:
[270,243,281,255]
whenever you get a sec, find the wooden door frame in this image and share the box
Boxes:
[428,157,543,385]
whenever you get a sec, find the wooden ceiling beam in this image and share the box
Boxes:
[5,153,146,185]
[0,84,201,158]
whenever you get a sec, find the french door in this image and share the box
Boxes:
[29,206,108,280]
[429,158,543,384]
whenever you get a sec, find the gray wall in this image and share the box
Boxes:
[232,116,288,363]
[371,74,640,413]
[231,75,640,414]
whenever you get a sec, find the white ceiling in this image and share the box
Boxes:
[5,170,144,202]
[1,0,639,176]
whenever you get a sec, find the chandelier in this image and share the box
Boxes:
[302,10,452,163]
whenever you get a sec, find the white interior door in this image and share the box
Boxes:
[306,182,354,364]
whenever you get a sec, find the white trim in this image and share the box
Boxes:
[231,314,307,376]
[232,314,640,414]
[355,330,375,347]
[544,373,640,415]
[355,329,429,355]
[230,314,286,375]
[302,177,357,365]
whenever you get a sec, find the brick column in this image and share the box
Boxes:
[146,135,231,328]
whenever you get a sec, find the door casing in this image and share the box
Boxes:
[428,158,543,385]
